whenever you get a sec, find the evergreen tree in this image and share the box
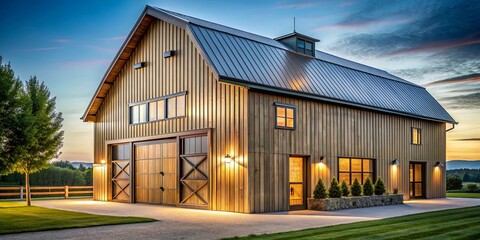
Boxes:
[11,77,64,206]
[363,177,374,196]
[374,177,386,195]
[341,180,350,197]
[313,178,327,199]
[78,163,86,172]
[351,178,362,196]
[328,177,342,198]
[0,57,24,175]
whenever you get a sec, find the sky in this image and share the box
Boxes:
[0,0,479,162]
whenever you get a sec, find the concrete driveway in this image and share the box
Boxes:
[2,198,480,240]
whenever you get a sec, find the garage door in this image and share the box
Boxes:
[134,139,177,204]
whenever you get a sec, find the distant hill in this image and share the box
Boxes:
[447,160,480,170]
[70,162,93,169]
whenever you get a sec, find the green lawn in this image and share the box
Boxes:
[0,202,155,235]
[447,192,480,199]
[227,206,480,240]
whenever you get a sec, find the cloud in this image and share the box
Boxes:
[440,92,480,109]
[53,38,72,43]
[100,36,126,41]
[85,44,116,52]
[449,87,480,93]
[276,1,317,9]
[315,17,414,31]
[20,46,63,51]
[61,59,110,67]
[425,74,480,87]
[388,38,480,56]
[456,138,480,141]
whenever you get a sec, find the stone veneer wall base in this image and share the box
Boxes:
[307,194,404,211]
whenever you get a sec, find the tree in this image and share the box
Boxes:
[363,177,374,196]
[463,173,471,182]
[446,176,463,190]
[11,77,64,206]
[313,178,327,199]
[0,57,24,175]
[78,163,86,172]
[351,178,362,196]
[52,160,75,170]
[374,177,386,195]
[328,177,342,198]
[341,180,350,197]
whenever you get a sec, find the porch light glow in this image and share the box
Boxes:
[224,154,232,163]
[100,159,106,165]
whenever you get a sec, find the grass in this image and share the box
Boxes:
[226,206,480,240]
[447,192,480,199]
[0,202,155,235]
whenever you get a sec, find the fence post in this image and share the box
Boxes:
[65,186,69,199]
[20,186,24,200]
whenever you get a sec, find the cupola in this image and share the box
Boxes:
[274,32,319,57]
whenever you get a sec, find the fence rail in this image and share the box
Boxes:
[0,186,93,199]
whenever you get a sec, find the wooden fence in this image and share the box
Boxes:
[0,186,93,199]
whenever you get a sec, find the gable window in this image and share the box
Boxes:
[338,158,375,185]
[412,127,421,145]
[275,103,295,129]
[130,91,186,125]
[296,39,314,56]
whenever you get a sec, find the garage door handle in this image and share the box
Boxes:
[160,171,164,175]
[160,187,164,191]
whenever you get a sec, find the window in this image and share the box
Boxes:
[296,38,314,56]
[338,158,375,185]
[130,103,147,124]
[275,103,295,129]
[412,127,421,145]
[129,92,186,124]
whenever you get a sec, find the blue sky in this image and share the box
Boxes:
[1,0,479,162]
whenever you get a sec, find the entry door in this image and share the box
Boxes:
[289,156,307,210]
[409,162,425,198]
[134,139,177,204]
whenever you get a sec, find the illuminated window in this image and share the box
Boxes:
[130,92,186,125]
[338,158,375,185]
[275,103,295,129]
[412,127,421,145]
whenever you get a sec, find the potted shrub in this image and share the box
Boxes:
[341,180,350,197]
[328,177,342,198]
[363,177,374,196]
[351,178,362,196]
[374,177,386,195]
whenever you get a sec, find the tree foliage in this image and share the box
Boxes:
[313,178,327,199]
[374,177,386,195]
[363,177,374,196]
[446,175,463,190]
[341,180,350,197]
[52,160,75,170]
[351,178,362,196]
[328,177,342,198]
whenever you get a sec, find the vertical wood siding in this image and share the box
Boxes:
[93,19,249,213]
[248,91,446,213]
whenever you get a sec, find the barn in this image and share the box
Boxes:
[82,6,456,213]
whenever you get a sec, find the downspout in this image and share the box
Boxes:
[446,123,456,132]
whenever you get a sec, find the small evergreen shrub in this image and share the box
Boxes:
[341,180,350,197]
[393,187,399,194]
[374,177,386,195]
[328,177,342,198]
[466,183,479,193]
[363,177,374,196]
[313,178,327,199]
[351,178,362,196]
[446,175,463,190]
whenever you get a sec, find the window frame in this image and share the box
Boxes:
[296,38,314,56]
[129,91,187,125]
[274,102,296,130]
[129,103,148,125]
[411,127,422,145]
[337,157,376,185]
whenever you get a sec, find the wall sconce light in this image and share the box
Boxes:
[134,62,146,70]
[224,154,232,163]
[392,159,400,166]
[434,161,444,168]
[100,159,106,165]
[319,156,325,163]
[163,50,175,58]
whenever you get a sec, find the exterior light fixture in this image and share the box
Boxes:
[134,62,146,70]
[319,156,325,163]
[434,161,444,168]
[163,50,175,58]
[392,159,400,166]
[100,159,106,165]
[224,154,232,163]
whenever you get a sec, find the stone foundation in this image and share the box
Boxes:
[307,194,404,211]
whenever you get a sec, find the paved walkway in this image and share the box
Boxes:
[2,198,480,240]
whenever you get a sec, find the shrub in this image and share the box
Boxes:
[446,175,463,190]
[374,177,386,195]
[363,177,374,196]
[351,178,362,196]
[328,177,342,198]
[393,187,399,194]
[466,183,479,193]
[341,180,350,197]
[313,178,327,199]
